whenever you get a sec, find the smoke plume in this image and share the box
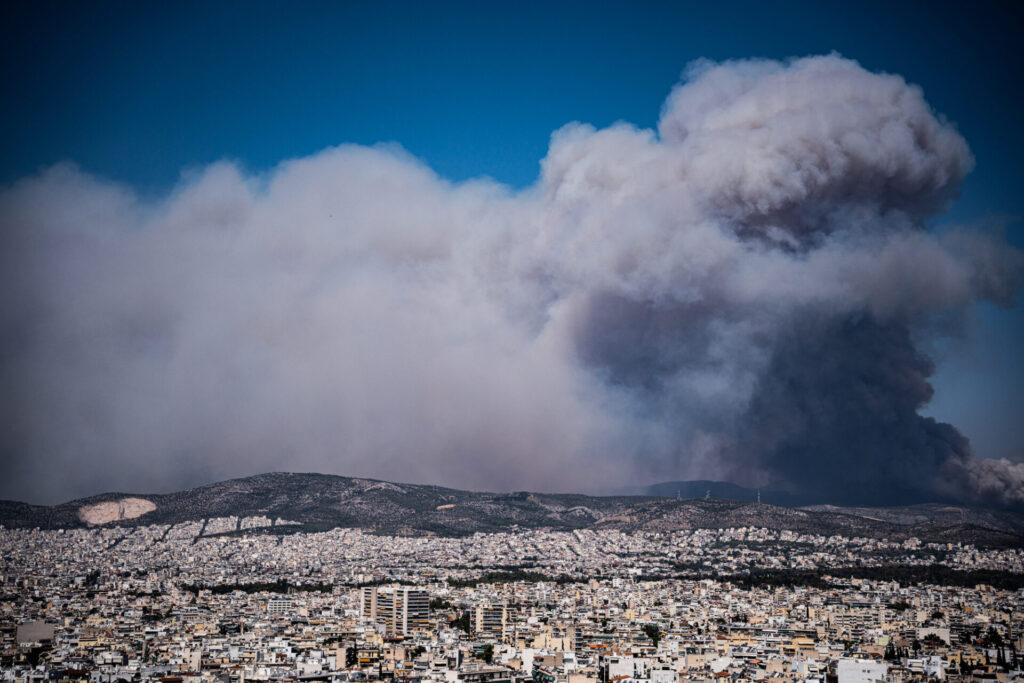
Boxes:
[1,55,1021,505]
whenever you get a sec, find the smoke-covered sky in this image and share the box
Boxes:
[2,2,1023,505]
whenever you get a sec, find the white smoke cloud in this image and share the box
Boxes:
[1,55,1020,505]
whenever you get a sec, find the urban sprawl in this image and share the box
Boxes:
[4,518,1024,683]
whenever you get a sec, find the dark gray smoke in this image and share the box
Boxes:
[1,55,1021,505]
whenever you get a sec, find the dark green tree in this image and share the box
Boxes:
[642,624,661,648]
[454,611,472,635]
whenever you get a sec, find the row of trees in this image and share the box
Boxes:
[446,570,599,588]
[179,579,333,595]
[672,565,1024,591]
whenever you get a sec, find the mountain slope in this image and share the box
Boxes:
[2,472,1023,547]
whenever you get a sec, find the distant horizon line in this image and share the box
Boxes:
[0,470,978,511]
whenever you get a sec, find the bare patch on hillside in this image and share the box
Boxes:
[78,498,156,525]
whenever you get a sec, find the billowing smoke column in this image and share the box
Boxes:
[1,55,1021,505]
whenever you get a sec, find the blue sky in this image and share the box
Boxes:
[2,0,1022,467]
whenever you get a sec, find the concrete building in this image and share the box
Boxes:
[267,598,292,615]
[837,658,888,683]
[362,586,429,635]
[476,604,507,637]
[361,586,378,622]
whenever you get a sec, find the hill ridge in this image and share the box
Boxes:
[2,472,1023,547]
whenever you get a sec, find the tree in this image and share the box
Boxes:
[642,624,661,648]
[453,611,472,635]
[481,644,494,664]
[984,626,1004,649]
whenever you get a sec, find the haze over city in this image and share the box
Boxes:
[1,1,1022,507]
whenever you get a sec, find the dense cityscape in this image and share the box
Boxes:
[4,517,1024,683]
